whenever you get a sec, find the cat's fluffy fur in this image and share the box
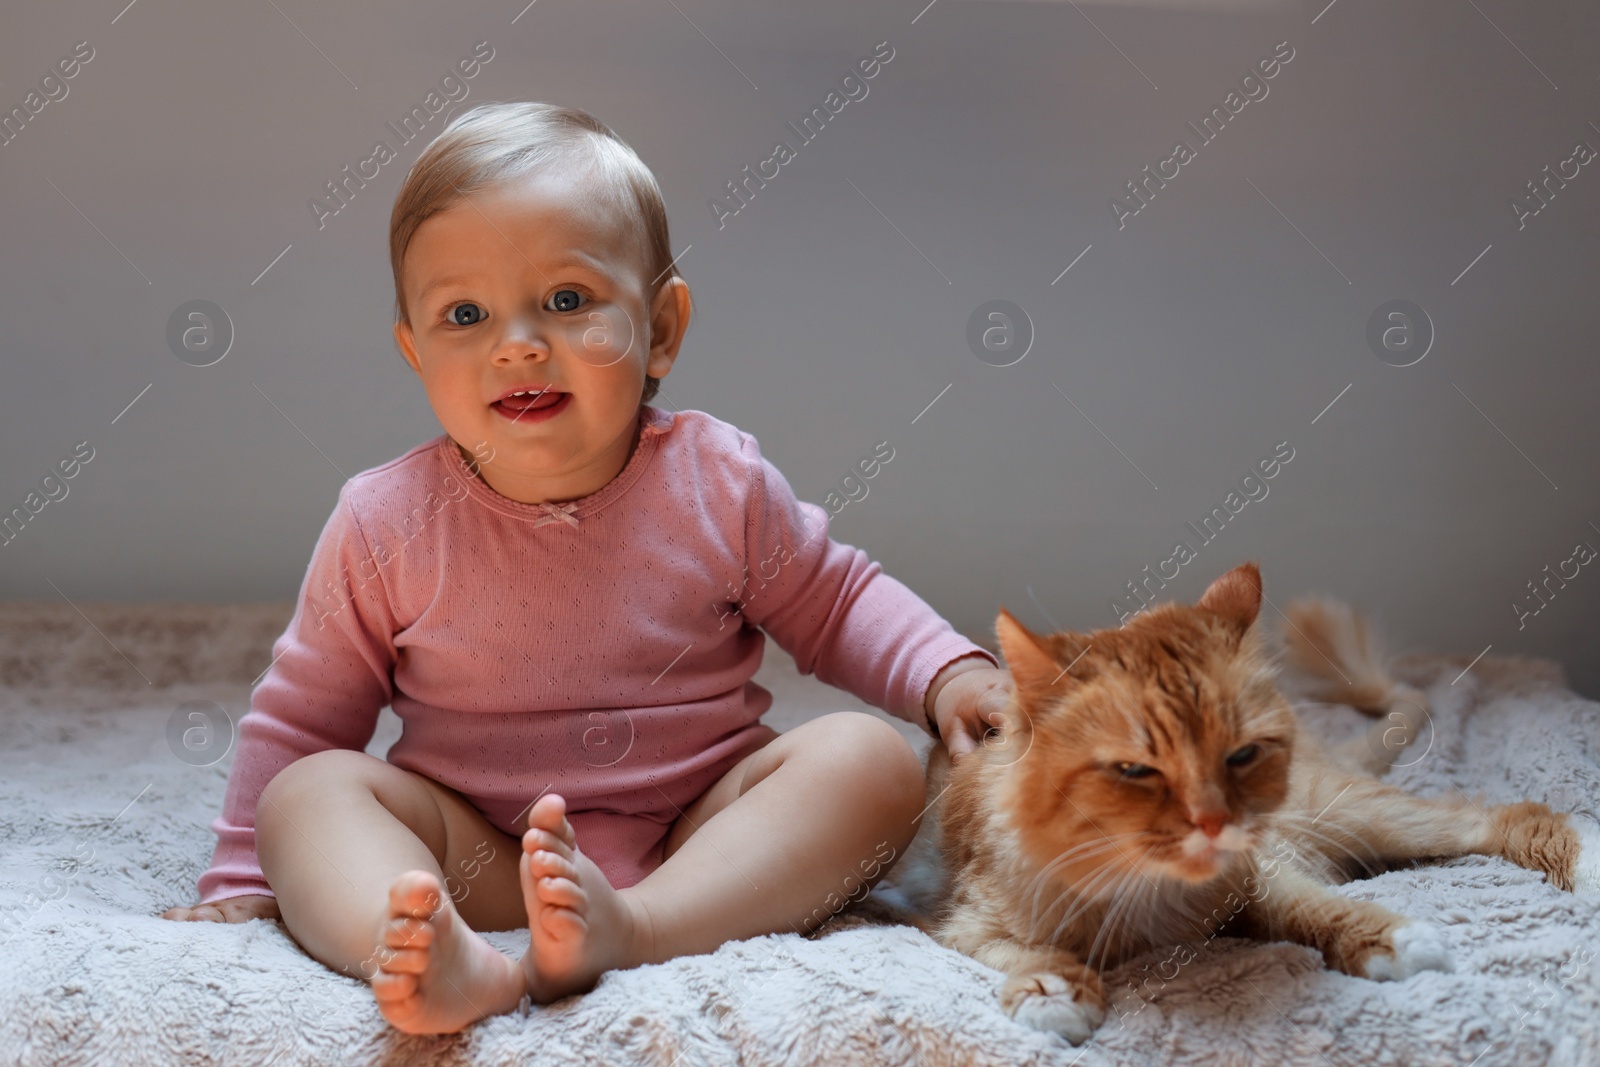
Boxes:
[909,563,1598,1045]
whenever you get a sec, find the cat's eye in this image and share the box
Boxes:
[1226,744,1260,767]
[1114,762,1158,779]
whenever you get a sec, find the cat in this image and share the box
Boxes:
[907,562,1600,1044]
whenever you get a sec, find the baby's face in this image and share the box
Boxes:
[394,168,680,503]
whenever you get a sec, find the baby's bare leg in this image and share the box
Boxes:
[640,711,926,945]
[518,711,926,1001]
[256,749,527,1033]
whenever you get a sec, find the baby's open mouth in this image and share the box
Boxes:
[492,388,570,422]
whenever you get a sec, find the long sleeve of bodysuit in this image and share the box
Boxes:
[195,486,398,903]
[732,436,996,729]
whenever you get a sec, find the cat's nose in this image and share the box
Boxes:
[1191,810,1229,838]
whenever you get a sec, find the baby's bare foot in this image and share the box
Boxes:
[370,870,526,1034]
[519,793,654,1003]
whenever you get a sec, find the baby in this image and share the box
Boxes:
[161,101,1012,1035]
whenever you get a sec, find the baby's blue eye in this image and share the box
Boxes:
[450,303,484,326]
[548,289,583,313]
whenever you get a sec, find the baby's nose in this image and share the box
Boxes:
[493,316,552,359]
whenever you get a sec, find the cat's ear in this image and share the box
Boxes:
[1198,562,1262,633]
[996,609,1067,703]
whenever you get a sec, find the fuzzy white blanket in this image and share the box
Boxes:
[1,602,1597,1066]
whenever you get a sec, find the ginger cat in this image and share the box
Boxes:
[915,563,1599,1044]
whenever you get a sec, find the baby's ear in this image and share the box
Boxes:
[996,609,1068,706]
[393,319,423,375]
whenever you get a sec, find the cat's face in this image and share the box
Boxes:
[992,563,1295,889]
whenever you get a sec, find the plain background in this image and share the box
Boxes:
[2,0,1597,694]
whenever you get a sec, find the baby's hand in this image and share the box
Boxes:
[926,657,1014,761]
[161,894,280,924]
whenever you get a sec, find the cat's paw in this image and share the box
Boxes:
[1569,817,1600,895]
[1362,922,1454,981]
[1001,972,1106,1045]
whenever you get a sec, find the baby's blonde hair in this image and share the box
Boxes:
[389,101,682,403]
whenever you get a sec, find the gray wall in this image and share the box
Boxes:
[3,0,1598,693]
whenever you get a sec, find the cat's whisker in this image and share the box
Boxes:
[1269,809,1381,855]
[1023,834,1145,921]
[1023,850,1097,924]
[1087,865,1152,970]
[1040,850,1158,948]
[1027,854,1127,942]
[1036,835,1152,915]
[1081,874,1130,970]
[1040,869,1119,948]
[1117,875,1166,969]
[1263,815,1384,873]
[1036,832,1146,875]
[1033,857,1131,945]
[1027,857,1117,934]
[1083,868,1135,969]
[1020,834,1145,915]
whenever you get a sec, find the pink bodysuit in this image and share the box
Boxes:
[197,405,994,902]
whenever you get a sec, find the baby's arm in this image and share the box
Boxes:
[163,486,397,920]
[733,439,1004,735]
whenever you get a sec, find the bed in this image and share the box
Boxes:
[1,601,1596,1066]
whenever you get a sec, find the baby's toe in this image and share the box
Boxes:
[389,871,444,918]
[523,828,575,863]
[370,969,419,1001]
[527,794,577,846]
[378,947,432,975]
[535,875,585,909]
[527,848,578,879]
[538,902,586,939]
[385,916,433,950]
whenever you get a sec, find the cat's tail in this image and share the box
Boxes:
[1280,598,1430,773]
